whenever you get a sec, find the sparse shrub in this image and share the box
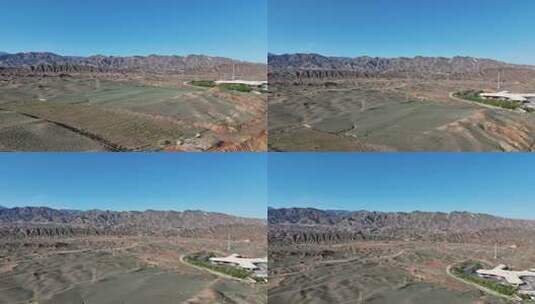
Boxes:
[190,80,216,88]
[218,83,252,92]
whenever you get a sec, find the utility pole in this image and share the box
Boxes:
[227,232,231,252]
[497,70,501,91]
[494,243,498,260]
[232,63,236,81]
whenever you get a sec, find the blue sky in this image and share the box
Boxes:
[269,0,535,64]
[0,153,267,218]
[0,0,266,62]
[269,153,535,220]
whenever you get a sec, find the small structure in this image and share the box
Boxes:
[476,264,535,286]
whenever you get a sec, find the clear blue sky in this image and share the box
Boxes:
[0,153,267,218]
[269,0,535,65]
[0,0,266,62]
[269,153,535,220]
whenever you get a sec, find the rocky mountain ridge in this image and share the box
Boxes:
[269,207,535,245]
[0,52,266,78]
[268,53,535,81]
[0,206,266,240]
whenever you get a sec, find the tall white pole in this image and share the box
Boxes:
[498,70,501,91]
[232,63,236,80]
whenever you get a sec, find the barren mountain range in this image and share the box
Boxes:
[269,207,535,245]
[0,206,266,240]
[268,53,535,81]
[0,52,266,78]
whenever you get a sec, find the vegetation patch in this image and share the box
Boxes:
[324,81,338,87]
[454,90,521,110]
[190,81,256,93]
[219,83,253,93]
[190,80,216,88]
[451,260,517,297]
[184,252,251,279]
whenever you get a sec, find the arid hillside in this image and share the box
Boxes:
[0,206,267,304]
[269,207,533,304]
[0,52,267,152]
[268,53,535,152]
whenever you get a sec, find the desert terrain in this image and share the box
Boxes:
[0,207,267,304]
[0,52,267,151]
[268,53,535,151]
[268,207,535,304]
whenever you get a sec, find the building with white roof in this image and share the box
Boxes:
[480,91,535,102]
[476,264,535,286]
[215,80,267,86]
[209,253,267,271]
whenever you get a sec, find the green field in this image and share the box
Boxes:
[189,80,216,87]
[219,83,253,92]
